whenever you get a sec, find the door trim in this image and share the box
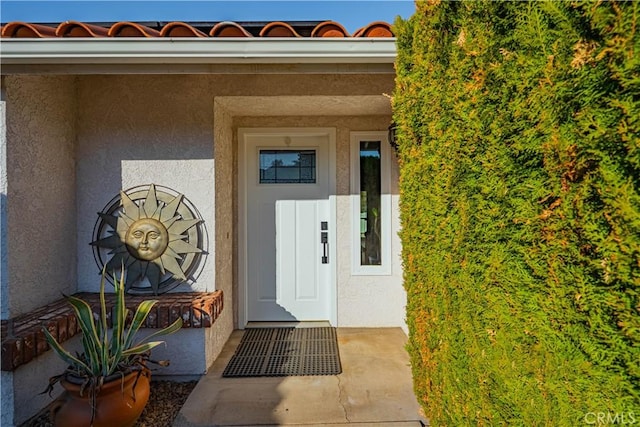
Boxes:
[238,128,337,328]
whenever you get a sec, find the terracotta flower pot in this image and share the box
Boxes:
[50,368,151,427]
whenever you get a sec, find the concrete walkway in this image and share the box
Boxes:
[174,328,426,426]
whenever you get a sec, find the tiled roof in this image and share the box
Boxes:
[0,20,393,38]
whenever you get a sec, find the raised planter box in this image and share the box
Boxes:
[1,290,223,371]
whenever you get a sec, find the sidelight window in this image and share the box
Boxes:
[350,132,392,275]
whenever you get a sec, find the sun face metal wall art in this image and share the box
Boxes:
[91,184,205,294]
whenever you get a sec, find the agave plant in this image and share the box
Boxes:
[42,267,183,393]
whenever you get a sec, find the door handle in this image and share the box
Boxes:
[321,232,329,264]
[321,221,329,264]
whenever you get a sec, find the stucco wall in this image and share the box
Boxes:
[211,101,235,364]
[2,75,77,425]
[13,336,82,425]
[234,116,405,329]
[1,92,14,427]
[5,75,77,317]
[1,95,8,321]
[209,74,393,97]
[75,75,240,374]
[75,75,215,293]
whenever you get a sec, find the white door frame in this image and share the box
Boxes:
[238,127,337,328]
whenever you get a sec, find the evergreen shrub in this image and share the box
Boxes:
[393,1,639,425]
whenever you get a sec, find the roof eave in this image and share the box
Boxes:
[0,37,397,65]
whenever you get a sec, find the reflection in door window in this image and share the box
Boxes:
[259,150,316,184]
[360,141,381,265]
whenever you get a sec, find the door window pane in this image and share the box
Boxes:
[360,141,381,265]
[260,150,316,184]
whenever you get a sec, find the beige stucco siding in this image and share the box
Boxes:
[3,75,78,425]
[211,100,235,366]
[74,75,232,380]
[75,75,215,293]
[0,90,12,427]
[207,74,394,97]
[5,75,77,317]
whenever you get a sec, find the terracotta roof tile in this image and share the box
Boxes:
[160,22,207,37]
[209,21,253,38]
[0,20,394,39]
[311,21,349,38]
[259,21,301,37]
[56,21,109,37]
[1,22,57,38]
[108,21,161,37]
[353,21,393,38]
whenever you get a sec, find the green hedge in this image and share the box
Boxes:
[393,1,639,425]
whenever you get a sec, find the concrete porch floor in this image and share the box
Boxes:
[173,328,426,426]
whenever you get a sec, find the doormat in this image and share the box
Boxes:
[222,327,342,377]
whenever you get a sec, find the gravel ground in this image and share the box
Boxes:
[19,380,198,427]
[135,380,198,427]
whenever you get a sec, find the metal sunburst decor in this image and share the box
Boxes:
[91,184,205,294]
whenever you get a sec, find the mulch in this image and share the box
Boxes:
[19,380,198,427]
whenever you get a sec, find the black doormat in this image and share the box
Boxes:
[222,327,342,377]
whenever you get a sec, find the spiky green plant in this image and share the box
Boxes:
[42,267,182,398]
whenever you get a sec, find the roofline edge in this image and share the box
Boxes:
[0,38,397,65]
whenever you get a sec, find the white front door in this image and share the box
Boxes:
[239,129,336,325]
